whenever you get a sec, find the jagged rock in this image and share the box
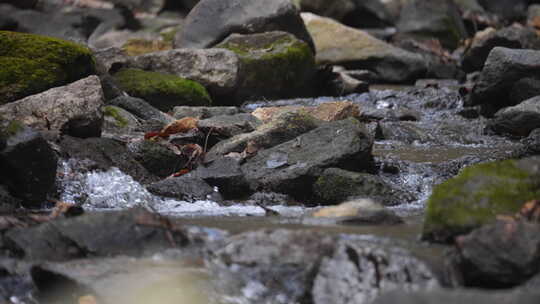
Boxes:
[302,13,426,83]
[147,175,222,202]
[241,118,373,201]
[174,0,315,52]
[0,76,104,138]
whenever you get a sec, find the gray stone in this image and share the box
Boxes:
[102,105,141,135]
[108,95,173,126]
[197,114,261,140]
[126,48,240,100]
[172,106,238,120]
[188,157,249,199]
[174,0,315,52]
[128,140,187,178]
[478,0,527,21]
[486,96,540,138]
[147,175,222,202]
[241,118,373,201]
[373,290,540,304]
[0,76,104,138]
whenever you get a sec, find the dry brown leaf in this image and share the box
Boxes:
[161,117,199,137]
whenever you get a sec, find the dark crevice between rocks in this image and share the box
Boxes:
[31,266,96,304]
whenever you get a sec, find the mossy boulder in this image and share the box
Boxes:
[113,68,211,112]
[313,168,412,206]
[0,31,96,104]
[216,31,316,103]
[423,157,540,243]
[103,105,141,135]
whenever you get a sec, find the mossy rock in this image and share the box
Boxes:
[121,38,172,56]
[423,157,540,243]
[216,31,316,102]
[313,167,409,206]
[0,31,96,104]
[113,68,211,112]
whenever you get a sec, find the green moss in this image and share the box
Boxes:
[104,106,129,128]
[113,68,211,112]
[216,33,316,100]
[0,31,96,104]
[160,28,178,44]
[424,159,540,242]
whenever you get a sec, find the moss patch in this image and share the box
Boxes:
[103,106,129,128]
[216,32,316,101]
[113,68,211,112]
[423,159,540,243]
[122,38,172,56]
[0,31,96,104]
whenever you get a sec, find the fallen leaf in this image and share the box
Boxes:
[161,117,199,137]
[172,168,191,177]
[144,131,161,140]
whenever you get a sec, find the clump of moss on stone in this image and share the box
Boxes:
[113,68,211,112]
[121,38,172,56]
[423,159,540,243]
[103,106,129,128]
[216,32,316,101]
[0,31,96,104]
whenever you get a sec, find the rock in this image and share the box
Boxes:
[104,0,166,14]
[128,140,187,178]
[0,122,57,207]
[252,101,360,123]
[197,113,262,139]
[241,118,373,202]
[302,13,426,83]
[422,157,540,243]
[125,48,240,101]
[172,106,238,120]
[396,0,467,50]
[121,38,172,56]
[470,47,540,114]
[528,5,540,28]
[462,26,540,73]
[312,198,403,225]
[108,95,173,127]
[0,0,37,9]
[485,96,540,138]
[325,68,370,96]
[313,168,412,206]
[378,121,434,144]
[373,290,540,304]
[0,31,96,104]
[477,0,527,21]
[3,209,188,261]
[206,111,321,162]
[147,175,222,202]
[0,185,20,212]
[102,105,141,135]
[210,229,336,304]
[59,136,157,184]
[93,46,129,75]
[451,219,540,287]
[0,76,104,138]
[296,0,393,28]
[514,128,540,158]
[188,157,249,199]
[312,239,439,304]
[216,31,317,102]
[174,0,315,52]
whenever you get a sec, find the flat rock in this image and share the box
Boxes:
[147,175,222,202]
[252,101,360,123]
[486,96,540,138]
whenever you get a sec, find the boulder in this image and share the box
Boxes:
[0,122,57,207]
[125,48,240,101]
[3,209,188,261]
[302,13,426,83]
[0,0,37,9]
[477,0,528,22]
[0,31,96,104]
[216,31,317,102]
[128,140,187,178]
[252,101,360,123]
[197,113,262,139]
[422,157,540,243]
[396,0,467,50]
[206,111,321,162]
[59,136,157,184]
[462,26,540,72]
[121,38,172,56]
[172,106,238,120]
[0,76,104,138]
[485,96,540,138]
[311,198,403,225]
[312,239,439,304]
[93,46,129,75]
[514,128,540,158]
[313,167,413,206]
[452,219,540,287]
[241,118,373,201]
[373,290,540,304]
[470,47,540,114]
[113,68,211,111]
[188,157,249,199]
[174,0,315,52]
[147,175,222,202]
